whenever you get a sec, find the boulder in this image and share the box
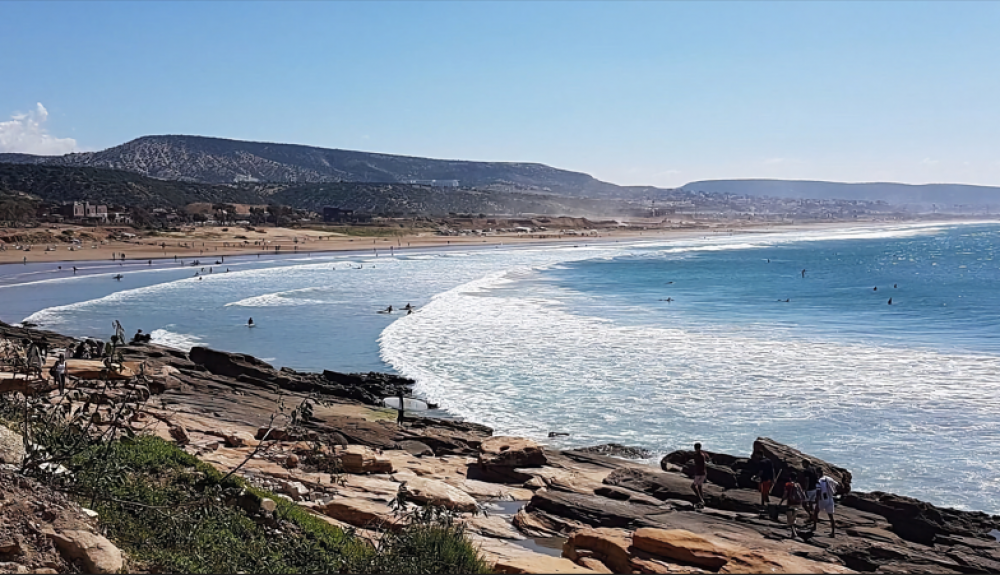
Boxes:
[603,467,723,505]
[752,437,852,494]
[480,436,547,469]
[339,445,393,474]
[321,497,403,531]
[0,425,25,464]
[220,429,258,448]
[45,530,123,574]
[528,490,653,529]
[255,426,318,442]
[400,477,478,512]
[563,528,634,574]
[397,440,434,457]
[631,528,730,570]
[279,480,310,501]
[189,346,277,381]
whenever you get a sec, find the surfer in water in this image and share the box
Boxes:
[801,269,806,278]
[113,274,123,281]
[248,317,255,327]
[888,298,892,305]
[403,303,414,311]
[380,305,393,314]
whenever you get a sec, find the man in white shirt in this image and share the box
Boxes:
[814,475,839,536]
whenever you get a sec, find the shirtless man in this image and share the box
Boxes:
[691,443,711,509]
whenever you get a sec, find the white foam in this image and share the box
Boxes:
[380,258,1000,513]
[150,329,203,351]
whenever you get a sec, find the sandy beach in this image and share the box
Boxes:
[0,219,911,266]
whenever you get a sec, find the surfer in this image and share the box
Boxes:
[874,286,877,291]
[888,298,892,305]
[801,269,806,278]
[72,266,77,275]
[380,305,393,314]
[248,317,255,327]
[403,303,414,311]
[894,284,897,288]
[113,274,123,281]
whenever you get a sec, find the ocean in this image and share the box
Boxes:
[3,221,998,514]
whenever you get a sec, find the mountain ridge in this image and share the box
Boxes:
[0,134,624,196]
[682,179,1000,206]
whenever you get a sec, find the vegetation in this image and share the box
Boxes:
[0,326,492,574]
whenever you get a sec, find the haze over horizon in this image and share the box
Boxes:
[1,1,998,189]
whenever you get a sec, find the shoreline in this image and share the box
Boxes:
[0,217,974,269]
[2,319,998,574]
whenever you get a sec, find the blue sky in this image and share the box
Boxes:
[1,1,998,187]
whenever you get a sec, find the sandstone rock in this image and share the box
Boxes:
[0,540,20,554]
[80,508,99,520]
[524,477,546,489]
[480,436,547,468]
[279,480,310,501]
[259,498,277,513]
[221,429,258,448]
[604,467,722,505]
[45,530,123,574]
[284,454,300,469]
[577,557,613,573]
[462,514,525,540]
[493,555,601,574]
[397,440,434,457]
[255,427,318,442]
[528,490,652,529]
[632,528,730,570]
[401,477,478,512]
[0,425,25,465]
[563,527,634,574]
[169,424,190,444]
[321,497,403,531]
[753,437,852,494]
[339,445,393,474]
[574,443,653,459]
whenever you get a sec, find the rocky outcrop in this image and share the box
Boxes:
[400,477,478,512]
[338,445,392,474]
[44,530,123,574]
[753,437,852,494]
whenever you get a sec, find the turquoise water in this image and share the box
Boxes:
[4,222,999,513]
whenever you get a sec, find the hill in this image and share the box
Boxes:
[681,179,1000,207]
[0,134,625,197]
[0,162,627,216]
[0,163,263,208]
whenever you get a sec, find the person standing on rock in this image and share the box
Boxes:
[51,353,67,393]
[396,388,406,427]
[691,442,710,509]
[754,454,776,510]
[779,470,806,538]
[815,475,839,536]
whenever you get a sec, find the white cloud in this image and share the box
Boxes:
[0,103,77,155]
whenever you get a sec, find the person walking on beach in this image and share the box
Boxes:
[814,475,839,536]
[779,471,806,538]
[691,443,710,509]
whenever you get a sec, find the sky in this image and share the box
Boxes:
[1,1,998,188]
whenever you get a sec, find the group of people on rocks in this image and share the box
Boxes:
[690,443,838,538]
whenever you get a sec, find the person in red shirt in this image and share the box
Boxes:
[690,443,711,509]
[778,470,806,538]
